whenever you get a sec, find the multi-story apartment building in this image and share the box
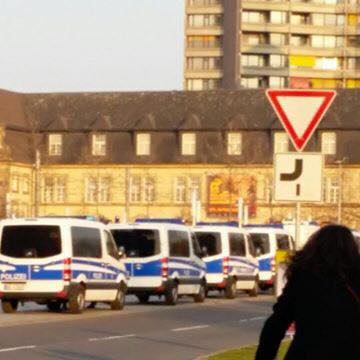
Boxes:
[0,88,360,227]
[184,0,360,90]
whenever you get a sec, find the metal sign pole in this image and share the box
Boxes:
[295,202,301,250]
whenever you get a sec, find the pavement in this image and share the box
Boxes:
[0,293,274,360]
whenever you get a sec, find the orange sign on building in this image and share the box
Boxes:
[207,174,257,218]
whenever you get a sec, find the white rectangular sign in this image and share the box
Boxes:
[274,153,323,202]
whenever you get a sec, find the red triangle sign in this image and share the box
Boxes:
[266,89,336,152]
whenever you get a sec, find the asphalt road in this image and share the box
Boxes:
[0,293,274,360]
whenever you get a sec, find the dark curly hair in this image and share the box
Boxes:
[286,224,360,282]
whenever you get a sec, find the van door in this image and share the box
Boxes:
[229,232,256,289]
[71,226,106,301]
[0,225,64,294]
[168,230,198,295]
[111,228,162,289]
[103,230,121,299]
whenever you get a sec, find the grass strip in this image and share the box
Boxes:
[205,341,291,360]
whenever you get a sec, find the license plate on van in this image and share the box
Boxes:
[4,283,26,291]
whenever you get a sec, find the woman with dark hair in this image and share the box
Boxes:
[255,224,360,360]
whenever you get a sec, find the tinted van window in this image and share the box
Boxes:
[229,233,246,256]
[1,225,61,258]
[194,231,221,256]
[249,233,270,255]
[111,229,160,258]
[104,231,119,260]
[191,233,202,258]
[276,234,290,250]
[72,227,102,258]
[169,230,190,257]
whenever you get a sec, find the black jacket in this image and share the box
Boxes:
[255,270,360,360]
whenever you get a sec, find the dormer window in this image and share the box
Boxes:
[227,132,242,155]
[136,133,151,156]
[48,134,62,156]
[274,132,289,153]
[92,134,106,156]
[181,133,196,155]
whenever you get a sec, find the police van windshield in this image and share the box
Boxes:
[249,233,270,255]
[194,231,222,256]
[111,229,160,258]
[1,225,61,258]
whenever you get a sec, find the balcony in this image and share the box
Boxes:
[186,0,223,14]
[186,26,223,36]
[184,69,223,78]
[241,66,289,76]
[290,67,343,78]
[241,43,289,54]
[289,45,344,56]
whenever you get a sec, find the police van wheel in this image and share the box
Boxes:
[1,299,18,313]
[111,285,126,310]
[136,294,150,304]
[194,281,206,303]
[225,278,237,299]
[68,286,85,314]
[47,300,62,312]
[249,278,259,297]
[165,283,178,305]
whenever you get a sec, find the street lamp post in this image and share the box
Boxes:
[335,157,348,224]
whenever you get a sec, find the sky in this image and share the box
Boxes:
[0,0,184,93]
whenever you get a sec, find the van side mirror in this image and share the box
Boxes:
[118,246,126,259]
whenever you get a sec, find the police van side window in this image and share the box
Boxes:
[169,230,190,257]
[72,227,102,258]
[229,233,246,256]
[104,231,119,260]
[276,234,290,251]
[194,232,221,256]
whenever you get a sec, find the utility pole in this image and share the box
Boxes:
[335,157,348,224]
[34,149,41,217]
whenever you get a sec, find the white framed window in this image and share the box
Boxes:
[43,176,66,203]
[274,132,289,153]
[241,55,264,67]
[182,133,196,155]
[174,177,187,203]
[85,177,97,203]
[227,132,242,155]
[270,33,286,46]
[144,177,155,203]
[323,176,339,203]
[11,175,19,192]
[99,177,111,203]
[269,76,286,88]
[136,133,151,156]
[22,176,30,194]
[188,176,201,202]
[48,134,62,156]
[270,11,286,24]
[270,55,286,68]
[92,134,106,156]
[242,11,263,23]
[130,175,141,203]
[321,132,336,155]
[241,77,260,88]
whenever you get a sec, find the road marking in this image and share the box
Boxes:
[0,345,36,353]
[171,325,209,332]
[239,316,267,324]
[89,334,135,342]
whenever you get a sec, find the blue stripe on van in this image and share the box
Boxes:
[229,257,258,269]
[205,258,223,274]
[259,258,271,271]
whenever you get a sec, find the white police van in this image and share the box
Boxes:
[245,225,294,291]
[0,218,128,313]
[192,222,259,299]
[109,219,206,305]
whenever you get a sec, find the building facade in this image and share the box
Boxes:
[184,0,360,90]
[0,88,360,227]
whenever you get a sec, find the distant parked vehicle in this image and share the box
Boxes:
[109,219,206,305]
[246,224,294,291]
[0,217,127,313]
[192,222,259,299]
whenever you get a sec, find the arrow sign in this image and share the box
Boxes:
[266,90,336,152]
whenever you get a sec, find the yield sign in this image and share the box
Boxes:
[266,90,336,151]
